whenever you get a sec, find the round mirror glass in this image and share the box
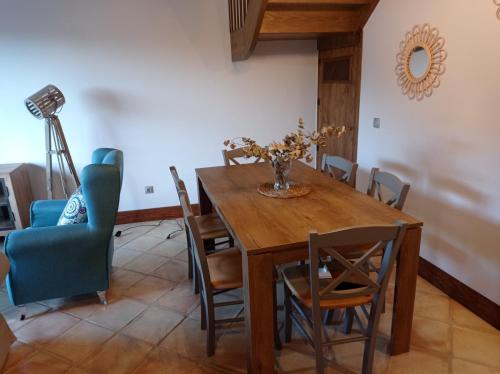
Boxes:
[409,46,430,79]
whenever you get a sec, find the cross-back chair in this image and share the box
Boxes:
[321,154,359,188]
[367,168,410,211]
[169,166,231,294]
[222,147,263,166]
[282,222,407,374]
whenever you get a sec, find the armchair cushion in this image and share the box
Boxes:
[31,199,67,227]
[57,187,88,225]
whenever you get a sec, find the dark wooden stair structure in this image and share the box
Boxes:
[228,0,379,61]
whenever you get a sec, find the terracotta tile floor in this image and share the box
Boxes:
[1,220,499,373]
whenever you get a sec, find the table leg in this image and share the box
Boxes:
[197,177,212,215]
[390,226,422,355]
[243,252,275,374]
[197,176,215,250]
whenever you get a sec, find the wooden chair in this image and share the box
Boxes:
[282,222,407,374]
[169,166,231,294]
[340,168,409,316]
[367,168,410,211]
[321,154,359,188]
[180,191,245,356]
[222,147,263,166]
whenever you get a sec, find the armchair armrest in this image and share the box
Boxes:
[30,200,67,227]
[5,224,102,263]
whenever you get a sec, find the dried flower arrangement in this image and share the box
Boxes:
[224,118,346,164]
[224,119,346,193]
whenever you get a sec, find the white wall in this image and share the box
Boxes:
[359,0,500,303]
[0,0,318,208]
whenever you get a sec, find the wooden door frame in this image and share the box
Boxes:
[316,32,363,168]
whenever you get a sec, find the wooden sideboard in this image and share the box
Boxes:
[0,164,33,236]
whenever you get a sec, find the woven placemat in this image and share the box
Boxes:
[257,183,311,199]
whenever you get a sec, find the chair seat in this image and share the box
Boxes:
[207,248,243,290]
[196,213,229,240]
[282,265,372,310]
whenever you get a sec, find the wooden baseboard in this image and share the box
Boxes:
[418,257,499,330]
[116,204,199,225]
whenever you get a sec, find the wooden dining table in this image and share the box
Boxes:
[196,161,423,374]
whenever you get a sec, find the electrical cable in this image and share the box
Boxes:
[114,219,185,240]
[114,220,165,238]
[166,219,184,239]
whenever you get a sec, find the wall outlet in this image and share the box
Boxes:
[373,118,381,129]
[145,186,154,194]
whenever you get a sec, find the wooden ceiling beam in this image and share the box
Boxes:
[259,9,364,36]
[227,0,379,60]
[357,0,379,28]
[267,0,372,6]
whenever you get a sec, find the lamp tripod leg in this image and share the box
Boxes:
[51,122,69,198]
[45,119,53,200]
[53,116,80,187]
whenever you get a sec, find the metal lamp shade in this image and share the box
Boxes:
[23,84,79,199]
[25,84,65,119]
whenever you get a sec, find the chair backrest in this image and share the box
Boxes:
[180,191,212,294]
[177,184,194,216]
[222,147,262,166]
[81,164,121,232]
[320,154,358,188]
[308,221,407,308]
[92,148,124,188]
[169,166,187,194]
[366,168,410,211]
[169,166,192,219]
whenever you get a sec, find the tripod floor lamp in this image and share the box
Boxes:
[25,85,80,199]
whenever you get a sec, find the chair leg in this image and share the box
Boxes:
[284,283,292,343]
[192,250,200,295]
[362,301,383,374]
[97,291,108,305]
[206,296,216,357]
[342,307,355,334]
[362,332,378,374]
[323,310,334,325]
[200,296,207,330]
[311,300,325,374]
[273,279,282,350]
[187,251,193,280]
[186,228,193,280]
[381,293,386,314]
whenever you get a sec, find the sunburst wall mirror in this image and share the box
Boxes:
[395,24,447,101]
[495,0,500,19]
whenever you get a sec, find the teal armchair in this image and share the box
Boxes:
[5,148,123,306]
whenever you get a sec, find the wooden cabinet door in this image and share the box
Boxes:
[317,32,363,167]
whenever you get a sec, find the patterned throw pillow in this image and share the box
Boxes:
[57,187,88,225]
